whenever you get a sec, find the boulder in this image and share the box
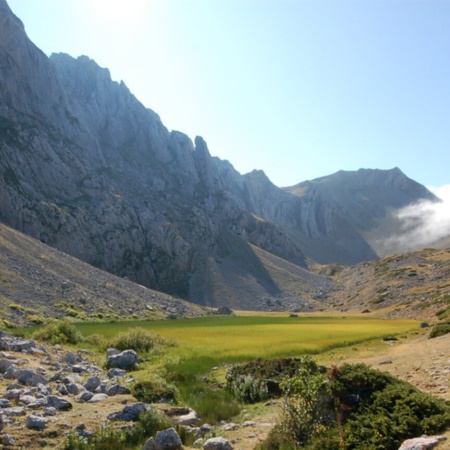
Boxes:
[217,306,233,315]
[155,427,183,450]
[64,352,82,365]
[142,437,156,450]
[3,364,20,380]
[178,409,199,426]
[107,368,127,378]
[106,384,131,396]
[17,369,49,387]
[26,413,48,430]
[0,359,14,374]
[398,435,447,450]
[46,395,73,411]
[203,437,232,450]
[108,402,147,421]
[83,376,101,392]
[77,391,94,402]
[107,349,140,370]
[88,393,108,403]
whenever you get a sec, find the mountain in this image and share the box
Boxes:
[0,0,440,310]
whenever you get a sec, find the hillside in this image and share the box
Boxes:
[326,247,450,320]
[0,223,204,327]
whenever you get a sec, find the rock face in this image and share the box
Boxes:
[0,0,438,309]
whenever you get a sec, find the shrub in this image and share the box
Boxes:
[226,357,317,403]
[429,320,450,339]
[109,327,175,353]
[33,320,84,345]
[259,361,450,450]
[133,375,180,404]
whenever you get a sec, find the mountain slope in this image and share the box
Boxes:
[326,247,450,320]
[0,223,204,327]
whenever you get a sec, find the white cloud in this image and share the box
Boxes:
[382,184,450,253]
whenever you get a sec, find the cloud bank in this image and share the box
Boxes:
[382,184,450,253]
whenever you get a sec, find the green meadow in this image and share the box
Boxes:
[75,315,418,370]
[26,314,421,425]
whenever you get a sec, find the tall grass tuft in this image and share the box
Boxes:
[33,320,84,345]
[109,327,176,353]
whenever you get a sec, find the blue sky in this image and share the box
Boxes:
[7,0,450,189]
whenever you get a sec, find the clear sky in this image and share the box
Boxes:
[6,0,450,189]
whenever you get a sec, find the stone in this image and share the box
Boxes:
[83,375,101,392]
[26,413,48,430]
[107,348,120,358]
[178,409,199,426]
[142,437,156,450]
[106,384,131,396]
[155,427,183,450]
[107,349,140,370]
[108,402,147,421]
[2,434,15,446]
[398,435,447,450]
[217,306,233,315]
[66,382,83,395]
[107,368,127,378]
[43,407,57,416]
[87,393,108,403]
[3,406,27,417]
[17,369,49,387]
[0,399,11,408]
[19,394,37,405]
[77,391,94,402]
[0,359,14,374]
[46,395,73,411]
[3,364,20,380]
[64,352,81,365]
[203,437,233,450]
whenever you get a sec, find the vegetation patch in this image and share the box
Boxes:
[226,357,324,403]
[260,359,450,450]
[32,320,84,345]
[429,320,450,339]
[107,327,176,353]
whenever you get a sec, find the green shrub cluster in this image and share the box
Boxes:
[259,360,450,450]
[429,320,450,338]
[226,357,319,403]
[33,320,84,345]
[133,375,180,404]
[108,327,175,353]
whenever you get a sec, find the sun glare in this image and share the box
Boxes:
[88,0,148,25]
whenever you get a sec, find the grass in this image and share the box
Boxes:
[69,315,418,371]
[25,314,419,425]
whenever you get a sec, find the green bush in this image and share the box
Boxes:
[429,320,450,338]
[133,375,180,404]
[109,327,175,353]
[226,357,318,403]
[259,361,450,450]
[33,320,84,345]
